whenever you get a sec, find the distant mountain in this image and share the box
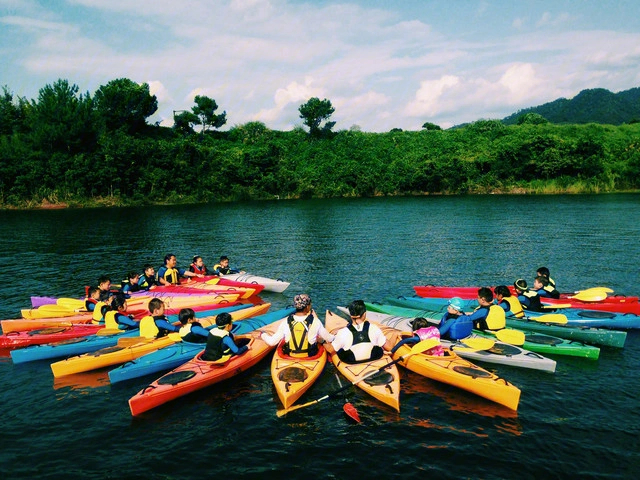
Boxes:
[501,87,640,125]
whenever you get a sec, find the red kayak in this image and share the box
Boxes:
[180,276,266,295]
[0,324,104,349]
[413,285,640,314]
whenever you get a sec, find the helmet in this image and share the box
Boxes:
[514,279,528,292]
[448,297,465,312]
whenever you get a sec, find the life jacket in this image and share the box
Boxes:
[138,275,155,289]
[521,290,544,312]
[139,315,172,339]
[190,264,207,275]
[91,301,108,324]
[283,314,316,357]
[213,264,231,275]
[473,305,506,331]
[543,284,561,299]
[104,310,120,330]
[159,267,179,285]
[179,323,207,343]
[344,321,378,362]
[202,328,231,361]
[85,298,98,312]
[501,296,525,318]
[446,317,473,339]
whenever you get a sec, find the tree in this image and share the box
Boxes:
[421,122,442,131]
[298,97,336,137]
[517,112,549,125]
[192,95,227,133]
[173,110,200,135]
[94,78,158,134]
[0,86,28,135]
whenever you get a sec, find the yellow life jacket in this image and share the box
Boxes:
[104,310,119,330]
[502,296,525,318]
[284,314,313,357]
[162,267,179,284]
[485,305,506,330]
[139,315,158,339]
[91,301,108,324]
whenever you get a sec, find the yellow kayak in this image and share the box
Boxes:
[324,311,400,412]
[271,342,327,409]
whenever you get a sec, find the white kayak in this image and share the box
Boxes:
[337,307,556,374]
[221,273,290,293]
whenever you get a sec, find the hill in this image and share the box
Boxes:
[502,87,640,125]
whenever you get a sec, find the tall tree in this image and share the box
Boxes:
[191,95,227,133]
[94,78,157,134]
[298,97,336,137]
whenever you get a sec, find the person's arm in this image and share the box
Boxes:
[390,335,419,354]
[190,325,210,338]
[260,322,286,346]
[155,319,180,332]
[116,313,138,329]
[223,336,248,355]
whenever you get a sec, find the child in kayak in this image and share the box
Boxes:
[212,256,244,275]
[138,264,157,290]
[494,285,526,317]
[514,279,544,312]
[178,308,209,343]
[121,271,142,297]
[189,256,210,276]
[325,300,394,364]
[98,275,115,302]
[438,297,473,339]
[139,298,180,339]
[391,317,444,356]
[85,286,101,312]
[201,312,249,361]
[536,266,559,296]
[104,295,138,330]
[533,275,560,299]
[447,288,506,331]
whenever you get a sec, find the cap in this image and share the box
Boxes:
[448,297,465,312]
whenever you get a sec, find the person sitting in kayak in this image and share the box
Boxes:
[259,293,334,357]
[201,312,250,361]
[533,275,560,299]
[514,279,545,312]
[494,285,526,318]
[325,300,394,364]
[178,308,209,343]
[121,271,142,297]
[138,264,158,290]
[157,253,202,286]
[98,275,116,302]
[438,297,474,339]
[212,256,244,276]
[85,286,101,312]
[450,287,506,331]
[189,255,210,276]
[104,294,138,330]
[536,266,560,298]
[390,317,444,356]
[139,298,180,339]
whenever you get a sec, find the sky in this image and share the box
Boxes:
[1,0,640,132]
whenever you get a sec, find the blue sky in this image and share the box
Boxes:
[2,0,639,131]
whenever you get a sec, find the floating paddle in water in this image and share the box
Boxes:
[276,338,439,417]
[335,373,360,423]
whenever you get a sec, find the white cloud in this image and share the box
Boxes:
[404,75,461,117]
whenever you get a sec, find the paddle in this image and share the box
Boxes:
[527,314,568,324]
[276,339,439,417]
[575,287,614,294]
[451,337,496,353]
[335,373,361,423]
[96,328,124,336]
[494,329,526,346]
[117,332,182,347]
[571,290,608,302]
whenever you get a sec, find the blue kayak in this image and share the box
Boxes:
[108,307,295,384]
[384,295,640,330]
[10,304,251,364]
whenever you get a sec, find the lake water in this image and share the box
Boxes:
[1,194,639,479]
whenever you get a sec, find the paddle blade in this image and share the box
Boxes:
[96,328,124,336]
[495,329,526,346]
[343,402,361,423]
[531,314,568,324]
[460,337,495,351]
[409,338,440,355]
[572,291,607,302]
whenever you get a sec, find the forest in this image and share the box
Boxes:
[1,78,639,209]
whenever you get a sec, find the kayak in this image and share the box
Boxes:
[50,334,182,377]
[324,311,400,412]
[271,342,327,409]
[10,303,252,364]
[128,320,282,416]
[346,307,557,373]
[413,285,640,315]
[218,273,290,293]
[0,324,103,350]
[183,275,266,295]
[365,301,601,359]
[384,297,628,347]
[379,325,521,411]
[108,304,292,384]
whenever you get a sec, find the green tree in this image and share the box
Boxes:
[94,78,157,134]
[517,112,549,125]
[191,95,227,133]
[421,122,442,131]
[173,110,200,135]
[0,86,28,135]
[298,97,336,137]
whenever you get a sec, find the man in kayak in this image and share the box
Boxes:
[139,298,180,339]
[325,299,394,363]
[514,279,545,312]
[212,255,244,275]
[201,312,249,361]
[438,297,474,339]
[177,308,209,343]
[157,254,202,286]
[448,287,506,331]
[258,293,334,356]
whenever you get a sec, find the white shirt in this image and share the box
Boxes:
[331,320,387,359]
[261,311,335,346]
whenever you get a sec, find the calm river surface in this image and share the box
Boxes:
[1,194,639,479]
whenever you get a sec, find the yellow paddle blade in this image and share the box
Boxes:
[577,287,614,294]
[460,337,495,350]
[168,332,183,341]
[57,298,85,310]
[205,278,221,285]
[571,291,607,302]
[96,328,123,336]
[542,304,572,309]
[494,329,526,346]
[531,314,568,324]
[408,338,440,354]
[117,337,154,347]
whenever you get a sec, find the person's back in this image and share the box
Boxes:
[438,297,473,339]
[202,312,248,361]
